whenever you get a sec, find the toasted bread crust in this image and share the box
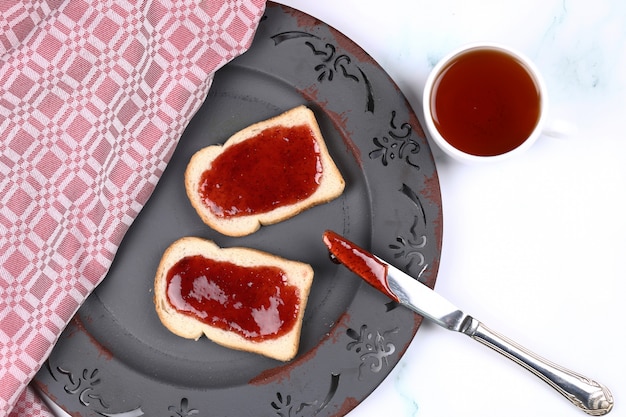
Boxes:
[184,106,345,237]
[154,237,314,361]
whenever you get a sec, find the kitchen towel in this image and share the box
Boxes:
[0,0,266,415]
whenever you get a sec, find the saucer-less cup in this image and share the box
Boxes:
[422,43,548,163]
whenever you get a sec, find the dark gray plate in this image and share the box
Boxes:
[35,3,442,416]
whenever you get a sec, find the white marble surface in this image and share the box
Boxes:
[44,1,625,416]
[272,1,625,417]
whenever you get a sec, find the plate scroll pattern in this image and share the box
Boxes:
[44,360,203,417]
[270,31,375,113]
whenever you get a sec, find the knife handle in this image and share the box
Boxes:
[462,318,613,415]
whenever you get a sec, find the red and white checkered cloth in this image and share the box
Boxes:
[0,1,266,415]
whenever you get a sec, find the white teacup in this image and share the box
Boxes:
[422,43,549,163]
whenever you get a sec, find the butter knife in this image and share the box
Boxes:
[322,230,613,416]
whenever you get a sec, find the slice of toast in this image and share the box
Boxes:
[185,105,345,237]
[154,237,314,361]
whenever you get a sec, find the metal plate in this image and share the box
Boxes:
[35,3,443,416]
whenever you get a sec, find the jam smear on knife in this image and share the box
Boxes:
[322,230,398,302]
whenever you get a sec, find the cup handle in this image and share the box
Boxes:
[543,118,578,139]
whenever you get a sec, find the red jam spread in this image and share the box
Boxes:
[199,124,323,218]
[166,255,300,341]
[322,230,398,302]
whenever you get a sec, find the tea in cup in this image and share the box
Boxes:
[422,43,548,162]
